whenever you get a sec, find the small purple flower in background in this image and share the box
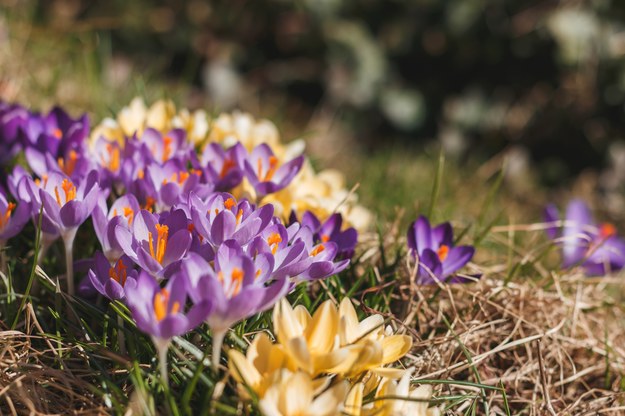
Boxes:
[545,199,625,276]
[291,210,358,260]
[115,208,192,279]
[407,215,475,284]
[243,143,304,197]
[197,142,245,191]
[140,128,191,165]
[0,189,30,247]
[0,102,28,163]
[88,252,137,301]
[125,271,212,383]
[184,241,289,369]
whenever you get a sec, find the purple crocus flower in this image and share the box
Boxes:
[0,188,30,245]
[190,193,274,249]
[140,128,192,165]
[289,224,350,282]
[291,210,358,260]
[407,216,475,284]
[242,143,304,197]
[197,142,245,191]
[88,252,138,301]
[35,170,101,295]
[184,241,289,368]
[125,271,212,382]
[115,208,192,279]
[92,194,141,262]
[545,199,625,276]
[0,102,28,163]
[139,160,208,211]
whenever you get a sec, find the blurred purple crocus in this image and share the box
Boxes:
[184,241,289,368]
[242,143,304,197]
[545,199,625,276]
[125,271,212,383]
[198,142,245,191]
[88,252,137,301]
[0,189,30,247]
[0,102,28,163]
[115,208,192,279]
[407,216,475,284]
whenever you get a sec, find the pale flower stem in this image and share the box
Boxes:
[63,234,75,297]
[212,329,226,371]
[0,241,7,274]
[158,343,169,385]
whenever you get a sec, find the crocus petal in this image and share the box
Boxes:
[544,203,560,240]
[442,245,475,277]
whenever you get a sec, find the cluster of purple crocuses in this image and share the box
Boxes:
[0,102,357,373]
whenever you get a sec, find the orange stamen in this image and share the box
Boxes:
[162,136,173,162]
[231,267,244,296]
[224,198,236,210]
[143,197,155,213]
[321,235,330,243]
[600,223,617,238]
[267,232,282,255]
[236,209,243,225]
[151,224,169,264]
[219,159,236,178]
[0,202,15,229]
[153,288,169,322]
[61,179,76,203]
[310,245,325,257]
[103,144,120,171]
[437,245,449,262]
[58,150,78,176]
[137,169,145,179]
[109,259,128,286]
[52,128,62,139]
[123,206,134,225]
[258,156,279,182]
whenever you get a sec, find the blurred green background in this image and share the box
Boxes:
[3,0,625,223]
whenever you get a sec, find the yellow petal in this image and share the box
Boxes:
[294,305,312,328]
[317,345,363,375]
[371,367,407,379]
[380,335,412,365]
[305,300,339,355]
[309,381,349,416]
[274,299,304,345]
[284,371,313,415]
[251,333,287,376]
[339,298,359,345]
[343,383,364,416]
[227,349,262,392]
[285,337,313,374]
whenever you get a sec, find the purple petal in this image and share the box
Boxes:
[441,245,475,277]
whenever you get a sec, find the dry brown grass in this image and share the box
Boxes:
[1,304,108,415]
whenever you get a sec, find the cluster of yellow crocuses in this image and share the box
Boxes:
[228,298,440,416]
[90,97,372,231]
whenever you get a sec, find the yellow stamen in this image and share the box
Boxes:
[437,245,449,262]
[310,245,325,257]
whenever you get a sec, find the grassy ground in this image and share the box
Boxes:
[2,5,625,416]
